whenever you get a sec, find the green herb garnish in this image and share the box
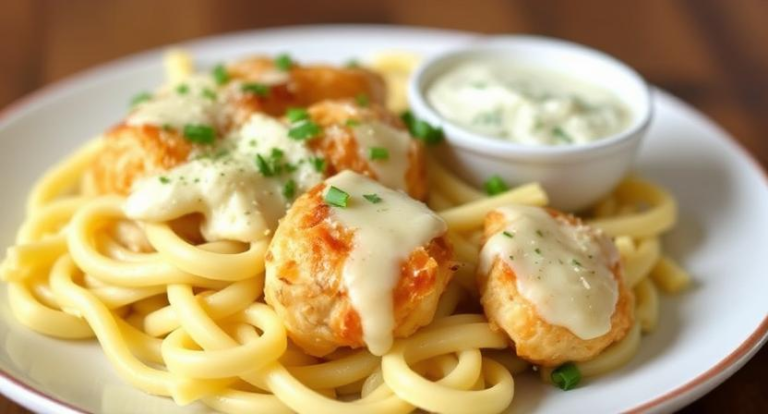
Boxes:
[551,363,581,391]
[345,59,360,68]
[553,127,573,143]
[130,91,152,107]
[283,179,296,199]
[502,231,514,238]
[182,124,215,145]
[325,186,350,208]
[368,147,389,161]
[535,248,542,255]
[345,119,361,127]
[158,176,171,184]
[202,88,217,100]
[286,107,309,123]
[483,175,509,196]
[401,110,444,145]
[242,83,270,97]
[536,230,544,237]
[176,84,189,95]
[212,64,229,85]
[288,121,321,140]
[572,259,583,267]
[255,154,275,177]
[310,157,326,173]
[355,93,370,107]
[363,193,382,204]
[275,53,294,71]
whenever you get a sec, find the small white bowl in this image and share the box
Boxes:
[408,35,652,211]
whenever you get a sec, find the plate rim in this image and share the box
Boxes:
[0,23,766,414]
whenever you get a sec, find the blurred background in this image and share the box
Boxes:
[1,0,766,413]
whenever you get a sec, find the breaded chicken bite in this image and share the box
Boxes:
[477,205,634,367]
[265,171,453,357]
[226,56,386,121]
[306,100,428,200]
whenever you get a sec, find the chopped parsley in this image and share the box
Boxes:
[241,83,270,97]
[255,154,275,177]
[324,186,350,208]
[536,230,544,237]
[401,110,444,145]
[345,59,360,68]
[368,147,389,161]
[288,120,321,140]
[572,259,583,267]
[535,248,542,255]
[502,231,514,238]
[275,53,294,71]
[363,193,382,204]
[158,176,171,184]
[176,84,189,95]
[283,179,297,199]
[509,255,515,261]
[345,119,361,127]
[553,127,573,143]
[483,175,509,196]
[130,91,152,107]
[551,363,581,391]
[310,156,326,173]
[355,93,370,107]
[212,64,229,85]
[202,88,217,100]
[182,124,215,145]
[161,123,173,132]
[286,107,310,123]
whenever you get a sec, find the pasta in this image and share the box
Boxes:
[0,50,690,413]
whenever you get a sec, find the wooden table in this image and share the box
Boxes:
[1,0,766,412]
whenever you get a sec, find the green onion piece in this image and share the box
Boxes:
[130,92,152,107]
[176,84,189,95]
[255,154,274,177]
[283,179,297,199]
[368,147,389,161]
[345,59,360,68]
[345,119,361,127]
[270,148,284,160]
[553,127,573,143]
[275,53,294,71]
[202,88,217,100]
[311,157,326,173]
[355,93,370,107]
[325,186,350,208]
[288,121,321,140]
[212,64,229,85]
[502,231,514,238]
[182,124,215,145]
[242,83,271,97]
[363,193,382,204]
[401,110,445,145]
[483,175,509,196]
[158,176,171,184]
[551,363,581,391]
[286,107,310,123]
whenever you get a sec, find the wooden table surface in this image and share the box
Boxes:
[1,0,766,413]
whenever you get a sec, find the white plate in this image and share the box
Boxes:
[0,25,766,414]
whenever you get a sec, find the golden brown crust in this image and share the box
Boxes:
[264,182,453,357]
[478,209,635,367]
[81,124,192,195]
[307,100,428,200]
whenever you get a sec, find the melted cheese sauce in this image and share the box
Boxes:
[428,62,628,146]
[352,121,411,191]
[479,205,619,339]
[323,171,446,355]
[125,114,323,242]
[127,75,221,130]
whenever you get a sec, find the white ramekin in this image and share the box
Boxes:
[408,35,653,211]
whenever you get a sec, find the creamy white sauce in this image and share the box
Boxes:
[127,74,221,130]
[324,171,447,355]
[125,114,323,242]
[428,62,628,146]
[352,121,411,191]
[479,205,619,339]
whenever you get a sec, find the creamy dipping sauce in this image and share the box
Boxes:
[428,62,628,146]
[479,205,619,339]
[323,171,447,355]
[125,113,324,242]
